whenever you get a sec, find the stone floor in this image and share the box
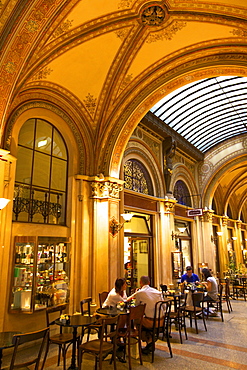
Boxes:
[2,298,247,370]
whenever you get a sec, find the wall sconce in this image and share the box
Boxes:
[0,198,10,210]
[171,227,186,240]
[216,231,223,236]
[109,213,133,237]
[211,231,223,242]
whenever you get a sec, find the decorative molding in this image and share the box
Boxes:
[50,19,73,40]
[236,220,242,229]
[119,74,133,92]
[91,180,123,199]
[222,216,229,226]
[203,209,214,223]
[163,198,176,214]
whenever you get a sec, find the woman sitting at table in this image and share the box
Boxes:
[201,268,218,304]
[103,277,127,308]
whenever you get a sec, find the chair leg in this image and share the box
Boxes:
[202,311,207,332]
[138,337,143,365]
[128,338,132,370]
[194,314,199,334]
[166,329,173,358]
[40,340,49,370]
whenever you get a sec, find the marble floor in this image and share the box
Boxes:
[2,298,247,370]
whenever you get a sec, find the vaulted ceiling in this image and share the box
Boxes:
[1,0,247,216]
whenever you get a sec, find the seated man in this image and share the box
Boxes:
[181,266,200,285]
[127,275,163,355]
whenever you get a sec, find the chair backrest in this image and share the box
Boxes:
[98,315,121,352]
[129,304,146,323]
[160,284,167,292]
[192,292,204,307]
[46,304,68,336]
[99,291,109,308]
[174,293,187,311]
[10,327,49,370]
[152,300,171,339]
[80,297,92,316]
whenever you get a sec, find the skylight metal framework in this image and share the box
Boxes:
[150,76,247,152]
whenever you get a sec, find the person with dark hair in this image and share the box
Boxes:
[127,276,163,355]
[181,266,200,284]
[103,277,127,308]
[201,268,218,302]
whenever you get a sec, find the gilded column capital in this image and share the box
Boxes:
[91,179,124,199]
[222,215,229,226]
[202,209,214,222]
[163,197,177,214]
[236,220,242,229]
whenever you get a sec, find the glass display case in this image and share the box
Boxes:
[10,236,70,313]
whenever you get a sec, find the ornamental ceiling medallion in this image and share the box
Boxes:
[140,5,167,26]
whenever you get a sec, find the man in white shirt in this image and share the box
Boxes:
[127,276,164,354]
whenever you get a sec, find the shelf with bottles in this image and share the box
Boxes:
[10,236,70,313]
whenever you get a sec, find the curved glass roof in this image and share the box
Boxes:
[150,76,247,153]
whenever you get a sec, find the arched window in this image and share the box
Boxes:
[13,118,68,225]
[124,159,153,195]
[174,180,191,207]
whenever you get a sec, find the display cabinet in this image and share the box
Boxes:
[10,236,70,313]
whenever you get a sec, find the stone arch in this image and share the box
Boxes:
[172,165,199,208]
[4,101,89,175]
[203,156,247,210]
[123,142,164,197]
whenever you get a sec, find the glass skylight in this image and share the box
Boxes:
[150,76,247,152]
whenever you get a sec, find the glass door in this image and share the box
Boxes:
[124,237,150,295]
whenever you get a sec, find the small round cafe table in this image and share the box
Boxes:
[55,315,96,370]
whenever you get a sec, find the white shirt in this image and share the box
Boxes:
[129,285,163,318]
[207,276,218,300]
[102,287,127,308]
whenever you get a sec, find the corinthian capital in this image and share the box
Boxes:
[91,178,124,199]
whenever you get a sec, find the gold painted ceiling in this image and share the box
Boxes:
[1,0,247,214]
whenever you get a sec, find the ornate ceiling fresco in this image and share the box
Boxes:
[0,0,247,214]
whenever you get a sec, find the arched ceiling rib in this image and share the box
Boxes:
[150,76,247,153]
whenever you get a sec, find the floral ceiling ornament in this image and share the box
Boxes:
[83,93,97,115]
[146,21,186,43]
[31,67,53,80]
[141,6,166,26]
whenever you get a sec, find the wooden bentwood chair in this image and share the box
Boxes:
[80,297,101,342]
[98,292,109,308]
[9,327,49,370]
[169,293,188,344]
[205,284,224,322]
[117,304,146,370]
[41,304,79,370]
[147,300,172,363]
[78,315,121,370]
[184,292,207,334]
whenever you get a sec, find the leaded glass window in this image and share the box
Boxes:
[174,180,191,206]
[124,159,153,195]
[13,118,68,225]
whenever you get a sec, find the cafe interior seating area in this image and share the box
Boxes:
[1,1,247,369]
[1,277,247,370]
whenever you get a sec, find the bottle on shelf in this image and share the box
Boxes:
[15,247,21,264]
[20,247,26,264]
[40,248,47,264]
